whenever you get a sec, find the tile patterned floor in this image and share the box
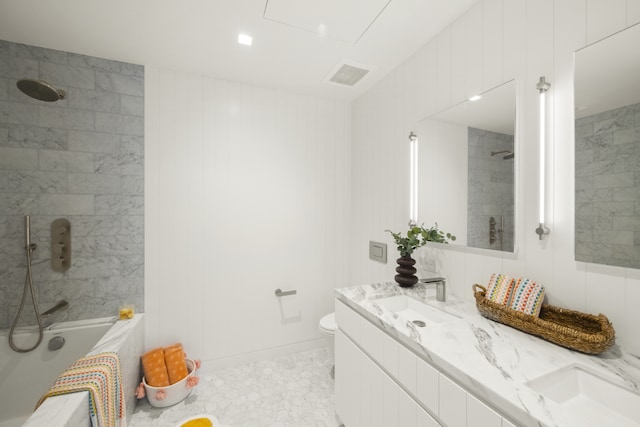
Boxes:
[130,347,341,427]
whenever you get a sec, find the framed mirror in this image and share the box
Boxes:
[574,23,640,269]
[417,80,516,252]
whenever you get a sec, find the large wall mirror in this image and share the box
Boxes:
[418,80,516,252]
[574,23,640,269]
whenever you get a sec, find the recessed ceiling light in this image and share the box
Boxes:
[469,95,482,101]
[238,34,253,46]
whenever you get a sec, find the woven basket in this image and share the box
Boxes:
[473,284,615,354]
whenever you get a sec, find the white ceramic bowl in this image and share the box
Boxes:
[143,359,197,408]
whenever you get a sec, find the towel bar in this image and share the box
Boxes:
[275,288,296,297]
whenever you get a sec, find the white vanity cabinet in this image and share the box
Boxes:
[335,300,516,427]
[336,329,440,427]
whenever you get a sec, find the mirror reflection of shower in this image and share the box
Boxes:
[489,215,505,250]
[491,150,514,160]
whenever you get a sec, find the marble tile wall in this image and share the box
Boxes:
[467,127,515,252]
[575,102,640,268]
[0,40,144,329]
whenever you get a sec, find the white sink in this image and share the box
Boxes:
[527,364,640,427]
[373,295,461,327]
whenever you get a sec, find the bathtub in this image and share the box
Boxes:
[0,314,144,427]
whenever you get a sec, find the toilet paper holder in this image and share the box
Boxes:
[275,288,297,297]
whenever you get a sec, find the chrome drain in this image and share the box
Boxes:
[48,335,65,351]
[412,320,426,327]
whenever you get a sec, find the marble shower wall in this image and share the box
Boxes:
[0,40,144,329]
[575,102,640,268]
[467,127,514,252]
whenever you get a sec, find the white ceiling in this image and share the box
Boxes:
[0,0,477,101]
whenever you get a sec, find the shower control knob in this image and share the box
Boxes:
[51,218,71,273]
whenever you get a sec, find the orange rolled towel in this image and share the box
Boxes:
[141,347,170,387]
[164,343,189,384]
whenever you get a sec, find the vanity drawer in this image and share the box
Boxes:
[439,374,467,427]
[335,300,384,364]
[467,393,501,427]
[416,355,440,416]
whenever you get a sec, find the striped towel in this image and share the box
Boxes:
[36,352,126,427]
[510,277,545,317]
[484,273,516,306]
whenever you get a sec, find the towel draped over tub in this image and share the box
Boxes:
[36,351,126,427]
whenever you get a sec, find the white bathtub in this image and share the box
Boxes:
[0,314,144,427]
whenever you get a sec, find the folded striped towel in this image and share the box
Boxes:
[484,273,516,306]
[36,352,126,427]
[510,277,545,317]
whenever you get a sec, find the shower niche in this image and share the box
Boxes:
[417,80,517,252]
[51,218,71,273]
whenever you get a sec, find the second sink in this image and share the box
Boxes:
[526,364,640,427]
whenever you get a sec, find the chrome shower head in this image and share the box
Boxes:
[16,79,66,102]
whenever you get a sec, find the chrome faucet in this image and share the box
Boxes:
[420,277,446,302]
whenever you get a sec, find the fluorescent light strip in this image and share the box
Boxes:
[536,76,550,239]
[409,133,418,226]
[539,89,546,225]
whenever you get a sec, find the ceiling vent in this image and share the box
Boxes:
[326,60,372,87]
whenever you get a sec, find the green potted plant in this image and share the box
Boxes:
[386,224,456,287]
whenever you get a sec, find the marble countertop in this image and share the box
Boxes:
[335,282,640,427]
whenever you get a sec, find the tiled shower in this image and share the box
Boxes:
[467,127,515,252]
[0,40,144,328]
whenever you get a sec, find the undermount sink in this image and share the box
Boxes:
[526,364,640,426]
[373,295,461,327]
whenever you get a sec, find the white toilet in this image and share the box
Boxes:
[319,312,336,365]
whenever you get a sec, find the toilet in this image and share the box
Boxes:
[319,312,336,365]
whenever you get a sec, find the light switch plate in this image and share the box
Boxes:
[369,241,387,263]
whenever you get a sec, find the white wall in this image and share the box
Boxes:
[351,0,640,355]
[145,68,351,368]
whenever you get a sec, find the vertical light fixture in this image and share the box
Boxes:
[409,131,418,227]
[535,76,551,240]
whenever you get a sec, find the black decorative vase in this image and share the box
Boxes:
[395,255,418,287]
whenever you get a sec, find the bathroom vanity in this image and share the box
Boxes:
[334,283,640,427]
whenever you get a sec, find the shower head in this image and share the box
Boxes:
[503,152,514,160]
[16,79,66,102]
